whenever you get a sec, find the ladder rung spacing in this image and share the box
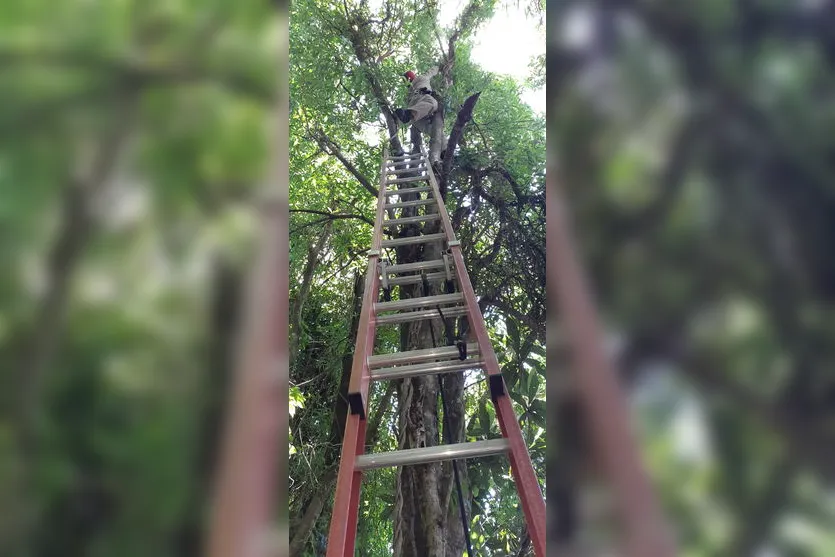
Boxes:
[375,293,463,312]
[383,214,440,227]
[369,343,480,368]
[371,358,484,381]
[387,271,449,287]
[375,305,468,325]
[355,439,510,470]
[384,185,431,197]
[381,232,446,248]
[385,198,436,209]
[384,259,446,274]
[387,175,427,185]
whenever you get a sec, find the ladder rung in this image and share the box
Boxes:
[386,164,426,172]
[381,232,446,248]
[387,175,427,185]
[388,154,425,161]
[371,359,484,381]
[383,214,439,227]
[385,199,436,209]
[384,186,431,197]
[375,306,468,325]
[384,259,446,274]
[387,166,427,175]
[387,271,448,286]
[369,343,480,368]
[376,293,463,312]
[355,439,510,470]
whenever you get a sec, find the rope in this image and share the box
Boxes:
[421,273,474,557]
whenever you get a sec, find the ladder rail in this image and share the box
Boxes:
[327,413,366,557]
[421,146,547,555]
[548,180,676,556]
[329,147,391,557]
[346,148,388,418]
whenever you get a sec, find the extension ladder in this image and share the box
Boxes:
[326,146,546,556]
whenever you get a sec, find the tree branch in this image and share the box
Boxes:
[366,382,397,447]
[17,93,139,452]
[342,24,405,153]
[313,131,379,198]
[481,294,545,341]
[289,223,332,358]
[514,526,532,557]
[290,208,374,227]
[0,45,276,103]
[441,92,481,186]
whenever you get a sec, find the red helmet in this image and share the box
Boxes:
[403,71,416,82]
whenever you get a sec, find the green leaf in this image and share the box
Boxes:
[478,399,491,435]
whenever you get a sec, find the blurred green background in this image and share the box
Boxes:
[548,1,835,555]
[0,2,283,556]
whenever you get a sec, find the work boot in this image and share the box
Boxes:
[394,108,411,123]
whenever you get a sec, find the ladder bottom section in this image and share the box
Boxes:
[355,438,510,470]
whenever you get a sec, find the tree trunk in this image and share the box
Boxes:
[440,370,471,557]
[17,98,136,451]
[289,222,332,358]
[174,256,243,556]
[391,154,466,556]
[429,110,445,163]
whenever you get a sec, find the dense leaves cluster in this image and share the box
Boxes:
[551,1,835,554]
[0,2,278,556]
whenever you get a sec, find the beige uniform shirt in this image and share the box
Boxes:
[406,67,439,124]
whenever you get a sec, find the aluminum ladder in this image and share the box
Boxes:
[326,146,546,556]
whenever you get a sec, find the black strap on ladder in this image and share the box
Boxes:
[422,272,473,557]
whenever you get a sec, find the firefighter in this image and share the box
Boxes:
[393,68,439,132]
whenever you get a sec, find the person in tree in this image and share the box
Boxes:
[394,68,439,133]
[394,67,449,158]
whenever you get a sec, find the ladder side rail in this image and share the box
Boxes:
[494,394,547,556]
[422,147,547,555]
[343,417,367,557]
[548,180,676,557]
[371,147,389,253]
[346,146,388,417]
[326,414,366,557]
[329,147,389,556]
